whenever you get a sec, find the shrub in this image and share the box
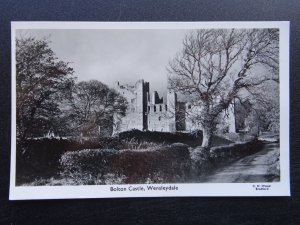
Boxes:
[120,138,164,150]
[16,137,124,185]
[118,129,204,147]
[111,143,191,184]
[59,149,119,185]
[59,143,191,185]
[209,139,264,161]
[218,132,256,143]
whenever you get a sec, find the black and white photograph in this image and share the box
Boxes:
[10,22,290,199]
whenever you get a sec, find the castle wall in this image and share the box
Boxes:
[227,102,236,133]
[113,79,237,135]
[142,81,149,130]
[176,102,186,131]
[147,91,179,133]
[113,79,148,133]
[166,91,177,132]
[151,91,163,104]
[185,102,236,133]
[147,103,170,132]
[185,104,203,132]
[217,102,236,133]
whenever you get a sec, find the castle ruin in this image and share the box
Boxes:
[113,79,236,134]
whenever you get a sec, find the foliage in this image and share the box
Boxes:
[59,144,191,185]
[67,80,127,137]
[118,129,231,147]
[168,29,279,149]
[16,36,75,139]
[60,149,119,185]
[244,81,280,134]
[15,137,122,185]
[16,132,268,185]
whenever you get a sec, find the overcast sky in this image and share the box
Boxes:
[17,29,189,96]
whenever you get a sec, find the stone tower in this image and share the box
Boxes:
[227,101,236,133]
[113,79,149,133]
[135,79,149,131]
[166,91,177,132]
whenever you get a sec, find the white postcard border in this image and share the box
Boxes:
[10,21,290,200]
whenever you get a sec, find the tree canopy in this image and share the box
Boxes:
[16,37,75,139]
[168,29,279,148]
[67,80,127,137]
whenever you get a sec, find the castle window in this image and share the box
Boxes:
[188,105,191,109]
[148,106,150,112]
[154,106,156,112]
[159,105,162,111]
[158,116,161,121]
[165,105,168,111]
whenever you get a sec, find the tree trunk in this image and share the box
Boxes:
[201,126,213,148]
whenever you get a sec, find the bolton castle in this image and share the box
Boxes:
[113,79,236,134]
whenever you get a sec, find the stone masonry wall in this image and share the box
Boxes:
[147,103,169,132]
[113,79,236,135]
[114,80,148,133]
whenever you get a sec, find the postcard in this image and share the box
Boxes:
[10,21,290,199]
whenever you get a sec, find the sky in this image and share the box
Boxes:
[17,29,188,96]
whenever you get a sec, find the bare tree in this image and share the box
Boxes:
[168,29,279,149]
[67,80,127,137]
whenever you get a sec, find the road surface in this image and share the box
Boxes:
[200,142,280,183]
